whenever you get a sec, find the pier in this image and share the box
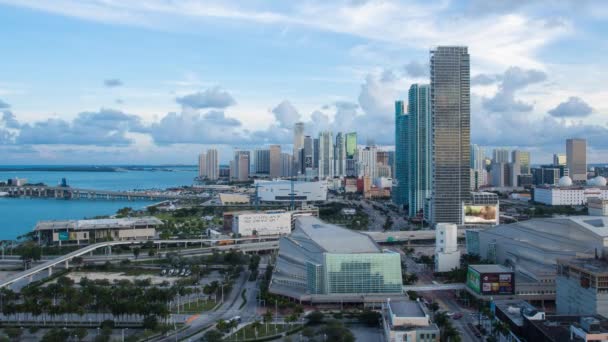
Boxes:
[0,185,201,201]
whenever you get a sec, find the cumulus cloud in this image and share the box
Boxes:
[471,73,501,86]
[2,111,20,129]
[17,108,144,145]
[403,61,427,78]
[482,67,546,112]
[148,109,246,145]
[103,79,123,87]
[0,99,10,109]
[176,87,236,109]
[548,96,593,118]
[271,100,301,129]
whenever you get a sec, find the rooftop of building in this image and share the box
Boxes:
[528,315,608,341]
[388,299,426,318]
[469,264,513,273]
[294,216,380,253]
[494,299,541,327]
[35,217,163,231]
[558,258,608,275]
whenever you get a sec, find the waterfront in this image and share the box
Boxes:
[0,166,198,240]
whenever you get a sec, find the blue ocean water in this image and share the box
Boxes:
[0,166,198,240]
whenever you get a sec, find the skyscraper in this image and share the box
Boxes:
[407,84,432,218]
[512,150,530,175]
[206,149,219,180]
[334,132,346,177]
[470,145,486,190]
[393,100,409,205]
[345,132,357,159]
[233,150,250,181]
[553,153,567,166]
[567,138,587,181]
[492,148,510,163]
[254,148,270,175]
[269,145,281,179]
[430,46,471,225]
[313,138,320,170]
[293,122,305,175]
[280,153,292,178]
[318,131,334,179]
[357,146,378,179]
[198,152,206,178]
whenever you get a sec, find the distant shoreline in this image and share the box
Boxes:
[0,165,197,172]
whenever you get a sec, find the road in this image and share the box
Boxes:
[158,271,261,342]
[422,291,481,342]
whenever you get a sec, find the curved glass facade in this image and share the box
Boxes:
[324,253,402,294]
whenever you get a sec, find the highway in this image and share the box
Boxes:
[0,237,280,289]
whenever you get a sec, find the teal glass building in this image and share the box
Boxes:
[271,216,403,300]
[393,100,409,206]
[407,84,432,218]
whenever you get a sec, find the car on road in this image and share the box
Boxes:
[452,312,463,320]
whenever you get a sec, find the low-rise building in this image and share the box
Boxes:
[218,193,250,205]
[232,211,292,237]
[557,258,608,317]
[588,197,608,216]
[255,180,328,202]
[524,315,608,342]
[434,223,460,273]
[533,176,608,206]
[381,299,440,342]
[466,264,515,299]
[35,217,162,245]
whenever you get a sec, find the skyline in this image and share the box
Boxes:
[0,1,607,164]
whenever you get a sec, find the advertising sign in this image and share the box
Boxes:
[58,231,69,241]
[464,205,498,225]
[466,268,481,294]
[479,272,514,295]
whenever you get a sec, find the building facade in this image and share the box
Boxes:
[254,148,270,175]
[318,131,334,179]
[293,122,305,175]
[393,100,409,206]
[430,46,471,225]
[255,180,328,202]
[407,84,432,218]
[345,132,357,159]
[269,145,281,179]
[567,138,587,182]
[557,258,608,317]
[334,132,346,177]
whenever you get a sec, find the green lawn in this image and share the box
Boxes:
[224,323,301,341]
[173,300,217,314]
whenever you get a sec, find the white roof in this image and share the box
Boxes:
[293,216,380,253]
[35,217,163,231]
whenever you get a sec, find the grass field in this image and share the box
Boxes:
[224,323,301,341]
[173,300,217,314]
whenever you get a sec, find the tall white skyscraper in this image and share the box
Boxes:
[198,152,207,178]
[357,146,378,179]
[492,148,510,163]
[206,149,219,180]
[318,131,334,179]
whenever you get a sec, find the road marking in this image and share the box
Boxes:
[186,314,200,324]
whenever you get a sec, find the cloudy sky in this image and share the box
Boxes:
[0,0,607,165]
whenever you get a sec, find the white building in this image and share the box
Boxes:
[357,146,378,179]
[318,131,334,179]
[589,197,608,216]
[255,180,328,202]
[206,149,219,180]
[434,223,460,272]
[232,211,292,236]
[198,153,206,178]
[381,299,440,342]
[534,176,608,206]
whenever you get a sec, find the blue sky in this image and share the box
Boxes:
[0,0,607,164]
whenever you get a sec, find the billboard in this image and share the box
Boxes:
[467,268,481,294]
[479,272,514,295]
[464,205,498,225]
[58,231,69,241]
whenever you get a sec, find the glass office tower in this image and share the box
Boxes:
[407,84,432,218]
[345,132,357,159]
[430,46,471,225]
[393,100,409,205]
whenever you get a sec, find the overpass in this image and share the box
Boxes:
[0,185,202,201]
[0,237,279,289]
[363,229,468,243]
[403,283,466,292]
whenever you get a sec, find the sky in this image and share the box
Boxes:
[0,0,607,165]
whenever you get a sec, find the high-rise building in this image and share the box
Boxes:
[393,100,409,206]
[302,136,314,171]
[199,153,210,179]
[376,151,390,166]
[387,151,395,179]
[293,122,305,175]
[318,131,334,179]
[470,145,485,171]
[407,84,432,218]
[553,153,567,166]
[334,132,346,177]
[206,149,219,180]
[280,153,292,178]
[357,146,378,179]
[313,138,320,169]
[345,132,357,159]
[567,138,587,182]
[430,46,471,225]
[492,148,510,163]
[254,148,270,175]
[512,150,531,175]
[233,150,250,181]
[269,145,281,179]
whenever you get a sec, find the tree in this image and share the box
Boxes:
[116,207,133,217]
[306,310,324,325]
[358,309,381,327]
[302,327,315,339]
[4,327,22,341]
[133,247,141,259]
[143,315,158,330]
[203,329,223,342]
[263,310,273,323]
[41,328,70,342]
[72,328,88,341]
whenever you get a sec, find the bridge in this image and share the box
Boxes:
[0,237,279,289]
[403,283,466,292]
[0,185,202,201]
